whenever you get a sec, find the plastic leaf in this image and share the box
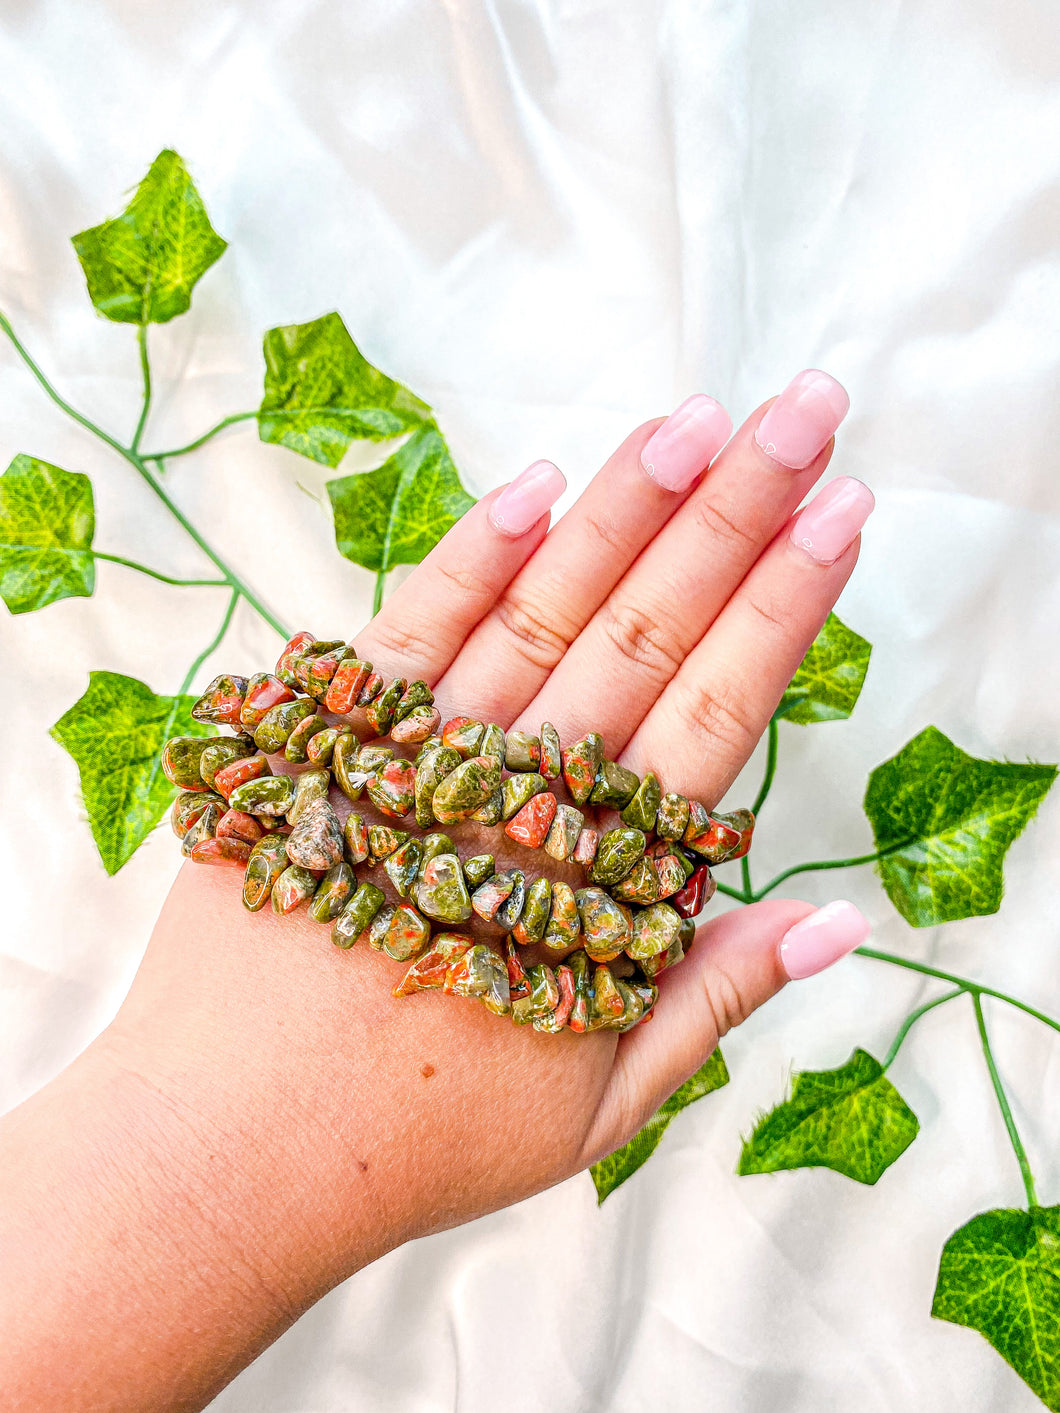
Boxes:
[864,726,1056,927]
[0,455,95,614]
[738,1049,918,1185]
[932,1206,1060,1411]
[775,611,871,724]
[591,1049,729,1202]
[259,312,431,467]
[327,424,476,574]
[72,150,227,324]
[50,672,213,875]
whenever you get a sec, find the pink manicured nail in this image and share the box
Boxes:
[754,369,850,469]
[640,394,733,492]
[789,476,875,565]
[489,460,566,537]
[780,900,871,980]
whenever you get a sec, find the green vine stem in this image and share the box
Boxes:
[373,569,388,618]
[0,312,290,643]
[882,988,964,1070]
[178,588,240,697]
[130,322,151,454]
[971,992,1039,1209]
[142,410,259,463]
[93,552,228,588]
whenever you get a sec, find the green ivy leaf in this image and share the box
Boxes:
[327,424,476,574]
[738,1049,918,1185]
[0,455,95,615]
[50,672,213,875]
[591,1049,729,1202]
[864,726,1056,927]
[775,611,871,724]
[932,1206,1060,1410]
[72,150,227,324]
[259,312,432,467]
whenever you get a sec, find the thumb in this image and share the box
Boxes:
[579,897,871,1167]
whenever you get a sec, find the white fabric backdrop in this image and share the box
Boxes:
[2,1,1058,1408]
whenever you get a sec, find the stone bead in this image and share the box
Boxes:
[572,828,599,867]
[539,722,562,779]
[162,736,215,790]
[229,774,295,816]
[365,676,406,735]
[561,731,603,806]
[462,854,495,889]
[393,679,434,723]
[390,704,441,743]
[332,882,386,947]
[589,759,641,809]
[357,743,394,773]
[575,887,631,961]
[442,716,486,758]
[471,872,515,922]
[494,870,526,930]
[198,737,255,789]
[432,755,501,824]
[414,854,473,924]
[370,902,433,962]
[253,698,316,753]
[610,858,662,904]
[343,812,369,864]
[567,950,591,1032]
[367,825,409,864]
[414,736,444,765]
[621,771,661,832]
[357,671,385,706]
[470,788,504,826]
[285,799,344,871]
[190,835,253,866]
[305,646,348,701]
[215,809,263,846]
[678,916,697,952]
[240,675,295,734]
[444,944,511,1016]
[627,902,683,961]
[542,881,580,950]
[655,792,690,841]
[191,673,249,727]
[503,937,531,1001]
[367,759,417,818]
[651,853,689,901]
[504,731,541,772]
[323,657,372,714]
[242,835,291,911]
[589,964,625,1027]
[212,753,270,800]
[525,964,560,1021]
[614,980,646,1032]
[505,792,557,848]
[287,769,330,825]
[275,631,315,682]
[284,713,328,763]
[479,723,506,762]
[641,936,685,979]
[419,833,456,870]
[414,746,461,828]
[672,863,717,918]
[308,861,356,922]
[332,733,369,801]
[171,789,225,837]
[392,933,473,996]
[589,827,646,885]
[551,964,577,1030]
[500,771,546,821]
[384,838,423,898]
[271,864,318,916]
[305,725,350,767]
[544,803,584,862]
[512,876,552,945]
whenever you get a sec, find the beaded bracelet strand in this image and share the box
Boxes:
[162,632,755,1034]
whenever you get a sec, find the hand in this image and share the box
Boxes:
[0,371,874,1411]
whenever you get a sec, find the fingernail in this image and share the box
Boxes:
[489,460,566,537]
[640,394,733,492]
[754,369,850,470]
[789,476,875,565]
[780,900,871,980]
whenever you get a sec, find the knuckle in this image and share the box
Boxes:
[599,598,685,685]
[495,593,576,671]
[701,963,751,1040]
[744,594,788,634]
[581,509,628,559]
[368,616,440,667]
[690,496,759,555]
[674,677,759,760]
[433,560,497,614]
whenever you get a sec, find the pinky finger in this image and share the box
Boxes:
[356,461,566,684]
[578,897,871,1168]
